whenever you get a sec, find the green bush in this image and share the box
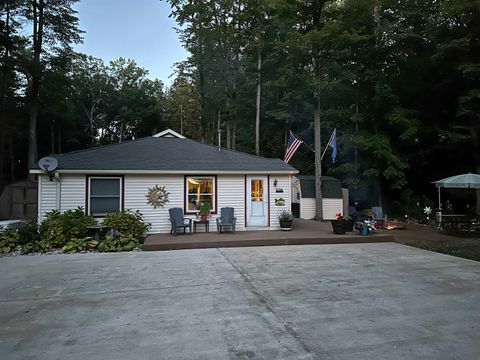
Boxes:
[62,238,99,253]
[97,210,150,252]
[0,222,41,254]
[40,208,96,249]
[2,209,148,254]
[17,222,41,246]
[97,234,141,252]
[0,230,20,254]
[103,209,150,243]
[393,189,434,224]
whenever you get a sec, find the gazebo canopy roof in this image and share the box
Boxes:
[432,173,480,189]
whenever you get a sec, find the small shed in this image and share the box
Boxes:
[0,179,38,221]
[292,175,344,220]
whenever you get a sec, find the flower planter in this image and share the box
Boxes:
[331,220,347,235]
[360,227,369,236]
[279,219,293,231]
[201,215,207,221]
[345,219,355,232]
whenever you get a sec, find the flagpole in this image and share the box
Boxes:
[291,131,315,153]
[321,128,336,160]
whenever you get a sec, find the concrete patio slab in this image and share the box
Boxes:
[1,243,479,360]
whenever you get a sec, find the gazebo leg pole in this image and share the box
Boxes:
[436,187,442,229]
[437,187,442,210]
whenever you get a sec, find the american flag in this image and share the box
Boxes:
[284,131,303,163]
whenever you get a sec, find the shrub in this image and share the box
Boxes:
[0,222,42,254]
[17,222,41,246]
[97,234,141,252]
[97,210,150,252]
[0,230,20,254]
[102,209,150,243]
[62,238,99,253]
[40,208,96,249]
[393,189,434,224]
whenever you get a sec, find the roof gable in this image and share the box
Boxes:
[152,129,185,138]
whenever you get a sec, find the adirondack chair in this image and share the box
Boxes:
[371,206,387,228]
[216,207,236,233]
[169,208,192,236]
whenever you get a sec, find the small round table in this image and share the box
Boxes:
[193,219,209,233]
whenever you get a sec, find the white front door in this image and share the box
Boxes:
[246,176,268,227]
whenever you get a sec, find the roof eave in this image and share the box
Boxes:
[30,169,299,175]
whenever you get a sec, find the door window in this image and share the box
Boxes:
[251,180,264,202]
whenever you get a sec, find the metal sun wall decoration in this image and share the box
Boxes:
[146,185,170,209]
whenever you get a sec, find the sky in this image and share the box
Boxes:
[73,0,188,86]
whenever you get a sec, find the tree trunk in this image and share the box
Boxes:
[232,120,236,150]
[28,0,45,179]
[226,119,231,149]
[313,0,325,221]
[57,121,62,153]
[255,42,262,156]
[51,120,55,154]
[180,101,184,135]
[119,118,124,143]
[255,45,262,156]
[217,110,221,148]
[9,135,15,182]
[476,164,480,216]
[0,132,5,187]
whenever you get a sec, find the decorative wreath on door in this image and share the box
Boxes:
[145,185,170,208]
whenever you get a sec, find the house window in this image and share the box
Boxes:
[88,177,122,216]
[186,176,215,213]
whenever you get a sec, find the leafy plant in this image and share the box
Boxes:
[16,222,41,245]
[39,208,96,249]
[103,209,150,243]
[198,202,211,217]
[97,234,141,252]
[21,240,49,254]
[278,211,293,221]
[62,237,98,253]
[335,213,351,221]
[393,189,434,224]
[0,230,20,254]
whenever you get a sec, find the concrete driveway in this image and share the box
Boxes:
[1,243,479,360]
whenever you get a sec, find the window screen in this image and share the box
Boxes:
[89,178,121,216]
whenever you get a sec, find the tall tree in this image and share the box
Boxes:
[22,0,82,174]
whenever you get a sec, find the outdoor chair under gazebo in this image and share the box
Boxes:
[432,172,480,235]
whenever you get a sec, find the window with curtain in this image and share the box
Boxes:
[186,177,215,212]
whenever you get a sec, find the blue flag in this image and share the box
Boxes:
[330,129,337,163]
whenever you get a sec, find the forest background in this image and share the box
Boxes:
[1,0,478,216]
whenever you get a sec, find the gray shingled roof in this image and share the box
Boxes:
[37,137,297,173]
[297,175,343,198]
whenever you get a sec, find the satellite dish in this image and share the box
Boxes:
[38,157,58,173]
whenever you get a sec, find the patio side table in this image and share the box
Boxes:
[193,219,209,233]
[87,224,109,241]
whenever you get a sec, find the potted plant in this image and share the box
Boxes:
[278,210,293,231]
[331,213,351,235]
[198,202,211,221]
[356,219,376,235]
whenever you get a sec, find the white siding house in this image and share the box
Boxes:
[33,129,297,234]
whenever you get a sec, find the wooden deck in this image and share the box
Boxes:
[143,219,394,251]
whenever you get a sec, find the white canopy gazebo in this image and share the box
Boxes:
[432,173,480,210]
